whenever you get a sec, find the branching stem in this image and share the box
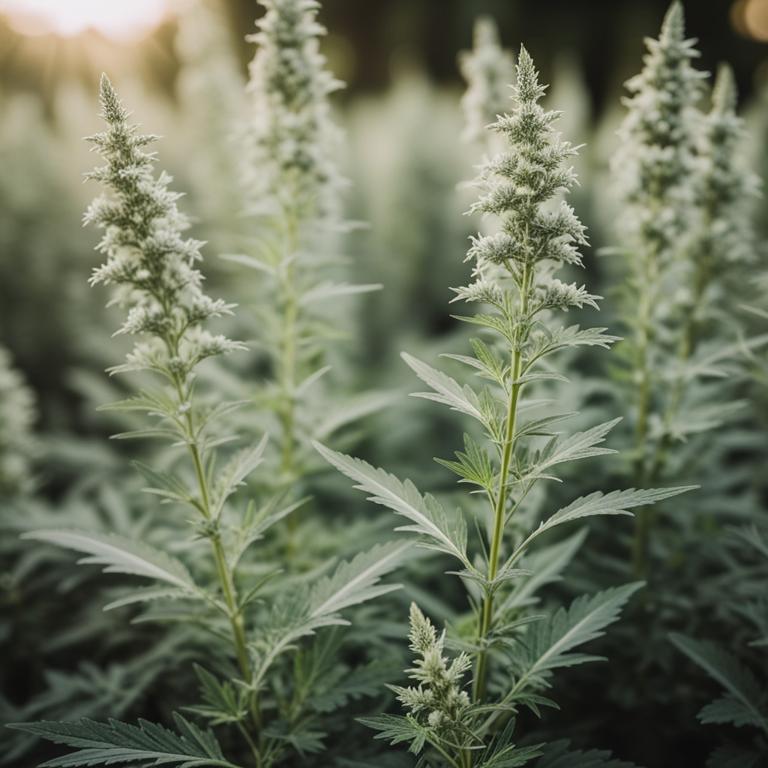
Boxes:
[474,262,531,702]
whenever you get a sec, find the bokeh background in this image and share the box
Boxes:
[2,1,768,766]
[2,0,768,433]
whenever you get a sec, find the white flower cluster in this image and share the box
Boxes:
[0,346,36,496]
[613,1,705,257]
[391,604,471,731]
[695,64,760,266]
[459,17,515,146]
[458,46,590,309]
[85,76,242,378]
[244,0,343,220]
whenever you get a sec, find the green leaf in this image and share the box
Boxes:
[299,281,381,306]
[22,529,198,592]
[358,714,429,755]
[313,443,470,567]
[401,352,487,426]
[104,586,200,612]
[501,528,587,613]
[510,486,695,563]
[186,666,248,726]
[435,433,495,492]
[533,739,640,767]
[526,325,619,365]
[669,634,768,733]
[310,541,410,619]
[505,584,643,706]
[7,714,241,767]
[525,418,621,480]
[210,436,268,518]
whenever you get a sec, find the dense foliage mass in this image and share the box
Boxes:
[1,1,766,767]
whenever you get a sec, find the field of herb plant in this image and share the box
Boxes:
[1,0,767,766]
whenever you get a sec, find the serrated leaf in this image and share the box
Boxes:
[7,714,240,767]
[210,436,268,518]
[504,584,643,708]
[533,739,640,767]
[22,529,198,592]
[358,714,429,755]
[313,443,470,567]
[525,418,621,479]
[670,634,768,733]
[310,541,410,619]
[510,485,695,563]
[401,352,487,426]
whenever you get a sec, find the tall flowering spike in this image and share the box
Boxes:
[0,346,36,497]
[85,75,241,379]
[461,45,591,309]
[695,64,759,266]
[244,0,343,220]
[459,16,515,145]
[613,1,706,255]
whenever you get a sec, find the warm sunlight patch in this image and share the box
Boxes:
[0,0,169,40]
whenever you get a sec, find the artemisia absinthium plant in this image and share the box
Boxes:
[318,48,690,767]
[636,61,761,511]
[0,345,36,498]
[459,17,515,149]
[611,1,706,576]
[10,77,406,768]
[235,0,379,520]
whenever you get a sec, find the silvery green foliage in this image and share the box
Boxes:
[14,78,407,768]
[320,48,689,767]
[244,0,342,220]
[612,4,761,578]
[84,75,243,377]
[0,346,35,497]
[671,525,768,767]
[459,17,515,146]
[613,0,704,257]
[233,0,381,501]
[693,64,760,275]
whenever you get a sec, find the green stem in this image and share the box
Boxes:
[631,240,659,578]
[179,386,252,682]
[278,210,300,481]
[473,263,531,703]
[169,373,261,763]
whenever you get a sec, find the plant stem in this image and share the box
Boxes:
[473,263,531,703]
[175,379,253,682]
[278,208,300,475]
[631,240,659,578]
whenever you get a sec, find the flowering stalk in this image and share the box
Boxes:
[465,46,593,701]
[242,0,355,498]
[612,1,704,574]
[85,74,255,694]
[320,46,689,767]
[646,64,760,484]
